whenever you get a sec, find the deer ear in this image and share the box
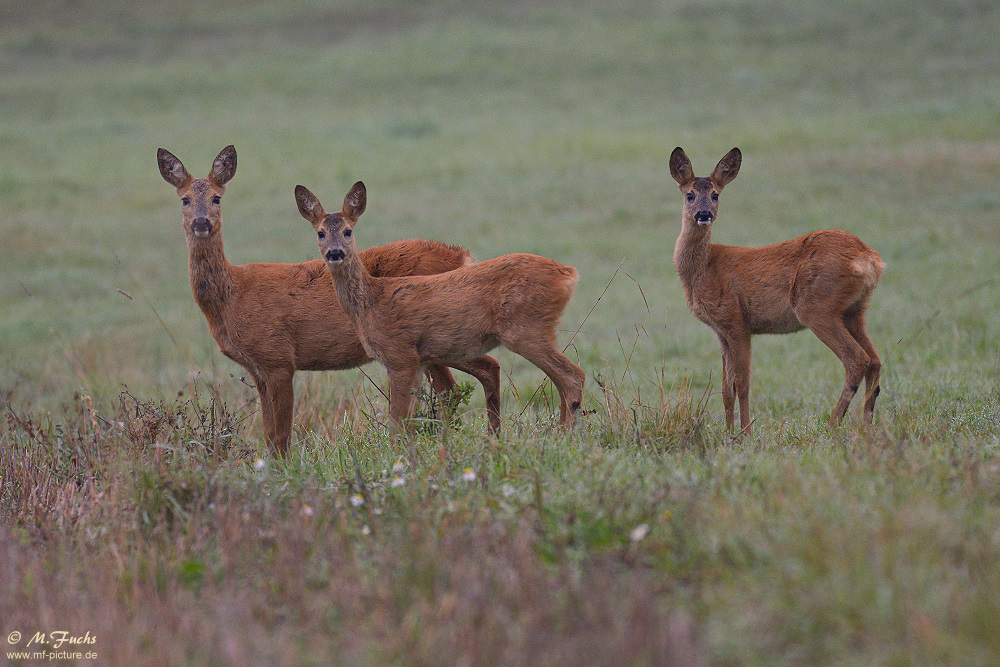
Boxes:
[209,145,237,187]
[669,147,694,186]
[295,185,325,225]
[157,148,193,190]
[711,147,741,188]
[342,181,367,221]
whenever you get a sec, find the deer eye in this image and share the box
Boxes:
[343,229,352,237]
[212,196,221,205]
[685,192,695,202]
[711,193,719,202]
[317,230,325,239]
[181,197,190,206]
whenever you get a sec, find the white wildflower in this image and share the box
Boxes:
[630,523,650,542]
[461,467,477,482]
[391,476,406,488]
[350,494,365,507]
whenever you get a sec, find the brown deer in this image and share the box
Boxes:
[157,145,501,457]
[294,182,586,432]
[669,147,885,433]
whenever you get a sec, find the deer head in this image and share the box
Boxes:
[669,147,741,228]
[157,145,237,239]
[295,182,367,270]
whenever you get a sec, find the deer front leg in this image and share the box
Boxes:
[716,335,736,430]
[386,360,422,434]
[731,335,753,433]
[250,370,278,454]
[252,367,295,457]
[265,368,295,458]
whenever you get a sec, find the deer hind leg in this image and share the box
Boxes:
[447,355,503,434]
[844,310,881,423]
[506,340,584,427]
[424,364,457,394]
[424,363,459,425]
[799,313,871,425]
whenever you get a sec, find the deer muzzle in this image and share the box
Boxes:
[694,211,714,226]
[325,248,345,264]
[191,217,213,236]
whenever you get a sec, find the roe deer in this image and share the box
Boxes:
[157,145,501,456]
[295,182,586,432]
[669,147,885,433]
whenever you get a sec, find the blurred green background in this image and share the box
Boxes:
[2,0,998,434]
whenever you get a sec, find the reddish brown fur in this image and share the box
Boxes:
[669,147,885,432]
[157,146,501,456]
[295,182,585,432]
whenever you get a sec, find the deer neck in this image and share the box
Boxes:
[328,251,380,322]
[673,220,713,291]
[187,234,235,325]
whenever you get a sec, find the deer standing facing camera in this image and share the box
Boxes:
[669,146,885,433]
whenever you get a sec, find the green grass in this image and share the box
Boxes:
[3,0,1000,663]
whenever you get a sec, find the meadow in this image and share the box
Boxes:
[2,0,1000,663]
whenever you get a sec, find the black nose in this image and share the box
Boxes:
[191,217,212,235]
[694,210,713,224]
[325,249,345,262]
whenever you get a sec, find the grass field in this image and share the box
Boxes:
[2,0,1000,663]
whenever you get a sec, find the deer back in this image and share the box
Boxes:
[356,253,578,365]
[688,232,883,337]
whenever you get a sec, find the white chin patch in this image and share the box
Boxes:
[696,220,712,226]
[326,258,343,266]
[193,229,210,237]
